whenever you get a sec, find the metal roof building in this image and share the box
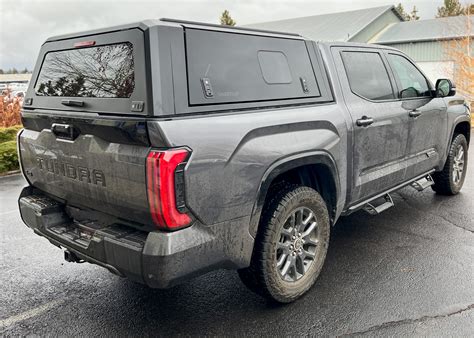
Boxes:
[372,15,473,99]
[246,5,473,99]
[373,15,474,44]
[0,73,32,84]
[246,5,404,43]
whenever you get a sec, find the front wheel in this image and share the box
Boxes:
[432,133,468,195]
[238,184,330,303]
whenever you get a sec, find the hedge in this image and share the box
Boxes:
[0,125,22,174]
[0,125,22,143]
[0,140,19,173]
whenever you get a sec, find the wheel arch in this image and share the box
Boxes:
[249,151,341,237]
[452,120,471,145]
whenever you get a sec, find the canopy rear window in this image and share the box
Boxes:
[27,29,147,115]
[35,42,135,98]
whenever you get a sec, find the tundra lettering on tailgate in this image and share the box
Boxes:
[36,157,106,187]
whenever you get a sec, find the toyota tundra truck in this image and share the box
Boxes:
[17,19,470,303]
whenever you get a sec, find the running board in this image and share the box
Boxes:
[410,174,434,191]
[362,194,394,215]
[343,170,435,216]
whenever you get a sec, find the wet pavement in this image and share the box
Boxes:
[1,147,473,336]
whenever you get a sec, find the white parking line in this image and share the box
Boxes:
[0,210,17,216]
[0,299,63,329]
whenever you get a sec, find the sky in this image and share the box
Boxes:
[0,0,469,70]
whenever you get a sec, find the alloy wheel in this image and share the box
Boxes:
[275,207,320,282]
[452,144,465,186]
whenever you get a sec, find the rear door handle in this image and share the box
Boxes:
[356,116,374,127]
[409,110,422,118]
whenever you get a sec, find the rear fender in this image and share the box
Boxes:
[249,151,340,237]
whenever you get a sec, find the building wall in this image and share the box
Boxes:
[385,39,473,102]
[416,61,455,83]
[350,10,402,43]
[0,73,32,84]
[386,41,445,62]
[384,40,474,62]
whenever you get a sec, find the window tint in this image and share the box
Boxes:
[185,29,320,105]
[342,51,394,101]
[387,54,430,98]
[35,43,134,98]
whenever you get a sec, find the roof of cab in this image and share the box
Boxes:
[45,18,304,43]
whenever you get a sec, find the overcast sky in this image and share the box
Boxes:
[0,0,468,70]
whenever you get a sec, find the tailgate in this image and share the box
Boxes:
[19,115,153,226]
[19,26,155,226]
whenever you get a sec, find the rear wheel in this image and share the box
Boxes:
[432,134,468,195]
[238,184,330,303]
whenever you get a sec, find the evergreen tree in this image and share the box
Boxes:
[437,0,465,17]
[395,3,411,20]
[220,10,236,26]
[409,6,420,20]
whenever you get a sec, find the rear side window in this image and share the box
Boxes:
[342,51,394,101]
[185,29,320,105]
[35,43,134,98]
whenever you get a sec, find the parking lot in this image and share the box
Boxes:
[1,147,473,336]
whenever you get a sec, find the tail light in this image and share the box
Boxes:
[146,148,192,230]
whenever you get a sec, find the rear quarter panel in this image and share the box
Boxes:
[148,103,349,227]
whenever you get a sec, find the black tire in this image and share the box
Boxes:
[238,184,330,303]
[432,133,468,195]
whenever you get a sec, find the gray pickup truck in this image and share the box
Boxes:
[17,19,470,303]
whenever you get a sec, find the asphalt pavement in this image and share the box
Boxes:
[1,147,473,336]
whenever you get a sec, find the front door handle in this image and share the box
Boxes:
[356,116,374,127]
[409,110,422,118]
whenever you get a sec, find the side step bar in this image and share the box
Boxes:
[343,170,435,216]
[363,194,394,215]
[410,174,434,191]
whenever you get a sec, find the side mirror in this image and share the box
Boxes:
[436,79,456,97]
[400,87,418,98]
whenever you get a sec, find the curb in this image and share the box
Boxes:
[0,170,21,177]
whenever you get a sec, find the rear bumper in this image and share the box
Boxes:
[18,187,254,288]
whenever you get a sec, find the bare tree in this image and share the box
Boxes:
[441,13,473,120]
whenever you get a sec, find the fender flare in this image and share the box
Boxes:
[248,151,341,237]
[447,115,471,154]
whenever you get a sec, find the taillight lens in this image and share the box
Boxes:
[146,148,192,230]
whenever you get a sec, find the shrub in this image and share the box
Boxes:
[0,140,19,173]
[0,90,23,127]
[0,125,22,173]
[0,125,22,143]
